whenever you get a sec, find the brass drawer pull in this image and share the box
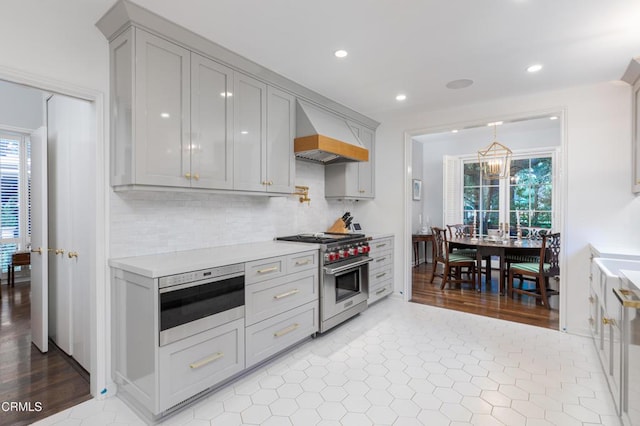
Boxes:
[31,247,43,255]
[295,259,311,266]
[376,272,387,279]
[602,317,616,326]
[189,352,224,369]
[185,173,191,180]
[274,323,299,337]
[68,251,79,259]
[376,288,386,295]
[375,257,387,263]
[274,289,299,300]
[376,243,387,248]
[55,249,65,255]
[257,266,278,274]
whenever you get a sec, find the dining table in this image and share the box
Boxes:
[449,237,543,294]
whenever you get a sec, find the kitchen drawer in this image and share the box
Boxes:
[158,318,245,411]
[245,270,318,326]
[370,265,393,289]
[246,256,286,284]
[287,250,318,274]
[369,279,392,305]
[371,250,393,270]
[369,238,393,257]
[245,300,318,368]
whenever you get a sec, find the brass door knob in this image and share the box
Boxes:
[185,173,192,180]
[193,173,200,181]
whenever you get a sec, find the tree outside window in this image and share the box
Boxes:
[462,155,552,235]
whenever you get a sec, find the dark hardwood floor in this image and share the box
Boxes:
[412,262,559,330]
[0,282,91,426]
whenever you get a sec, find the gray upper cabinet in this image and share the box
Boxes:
[622,57,640,194]
[233,73,267,192]
[190,54,234,189]
[233,74,295,194]
[111,28,234,190]
[324,122,375,199]
[266,86,295,193]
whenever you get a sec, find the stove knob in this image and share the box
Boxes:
[328,252,337,262]
[364,246,370,253]
[357,246,364,254]
[348,247,356,256]
[339,250,348,258]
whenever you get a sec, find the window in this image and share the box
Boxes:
[0,132,31,274]
[455,152,554,235]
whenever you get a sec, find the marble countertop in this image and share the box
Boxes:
[109,240,319,278]
[589,243,640,260]
[620,269,640,292]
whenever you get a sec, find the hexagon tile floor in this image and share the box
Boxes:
[33,298,619,426]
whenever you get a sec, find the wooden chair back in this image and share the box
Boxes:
[431,227,448,262]
[540,232,560,276]
[446,224,473,239]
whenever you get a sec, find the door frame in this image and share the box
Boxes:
[402,107,569,332]
[0,65,109,398]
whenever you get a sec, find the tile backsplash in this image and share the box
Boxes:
[110,161,357,258]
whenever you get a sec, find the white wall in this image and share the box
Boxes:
[0,80,43,130]
[363,80,640,335]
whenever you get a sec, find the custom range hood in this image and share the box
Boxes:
[294,101,369,164]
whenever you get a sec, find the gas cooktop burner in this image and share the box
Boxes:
[277,233,365,244]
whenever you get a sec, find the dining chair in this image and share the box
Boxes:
[431,227,478,290]
[507,232,560,309]
[503,227,549,281]
[447,224,491,287]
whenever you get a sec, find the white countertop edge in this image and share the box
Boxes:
[589,243,640,260]
[109,240,320,278]
[368,233,395,240]
[620,269,640,291]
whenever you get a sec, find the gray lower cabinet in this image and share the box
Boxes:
[245,250,319,367]
[158,318,244,410]
[368,236,394,304]
[112,248,318,419]
[325,122,375,199]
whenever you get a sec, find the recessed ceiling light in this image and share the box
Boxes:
[220,92,233,97]
[240,130,249,135]
[549,116,558,120]
[334,50,348,58]
[395,94,407,101]
[451,129,459,133]
[160,112,170,119]
[527,64,543,73]
[446,79,474,89]
[487,121,503,126]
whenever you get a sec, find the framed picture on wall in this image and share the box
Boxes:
[412,179,422,201]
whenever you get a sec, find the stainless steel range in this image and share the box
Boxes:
[276,233,372,333]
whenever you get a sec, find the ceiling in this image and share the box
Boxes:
[127,0,640,118]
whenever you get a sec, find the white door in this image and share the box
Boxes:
[46,94,92,370]
[30,125,48,353]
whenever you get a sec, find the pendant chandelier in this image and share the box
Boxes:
[478,123,512,179]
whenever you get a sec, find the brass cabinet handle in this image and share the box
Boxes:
[359,190,365,193]
[376,257,387,263]
[376,272,387,279]
[273,289,299,300]
[193,173,200,181]
[68,251,79,259]
[189,352,224,369]
[376,288,387,295]
[376,243,387,248]
[602,317,616,326]
[31,247,43,255]
[55,249,65,255]
[295,259,311,266]
[185,172,191,179]
[261,180,268,185]
[274,323,299,337]
[257,266,278,274]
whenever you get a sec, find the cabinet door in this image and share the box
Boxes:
[633,78,640,193]
[266,86,295,193]
[357,126,375,198]
[134,30,190,187]
[191,54,233,189]
[233,73,267,191]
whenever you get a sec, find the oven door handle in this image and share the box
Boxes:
[324,257,373,275]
